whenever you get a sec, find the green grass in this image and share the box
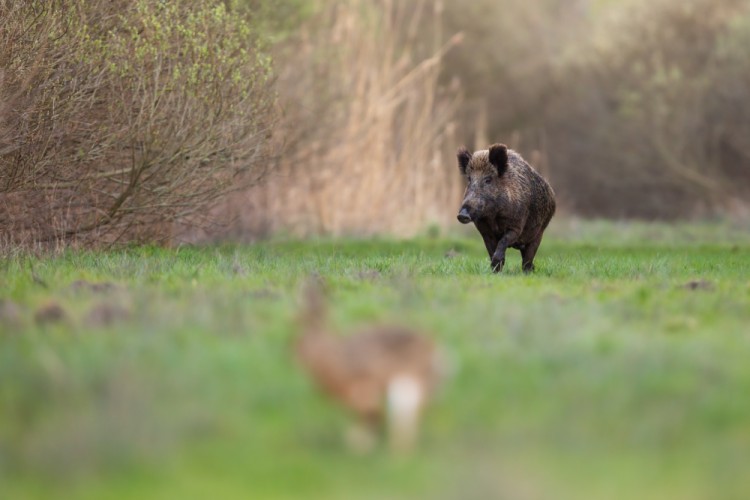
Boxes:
[1,221,750,499]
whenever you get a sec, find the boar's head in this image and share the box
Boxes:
[456,144,508,224]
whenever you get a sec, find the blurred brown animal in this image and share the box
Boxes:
[293,279,442,452]
[457,143,556,273]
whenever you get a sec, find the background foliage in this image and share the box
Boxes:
[0,0,275,248]
[440,0,750,218]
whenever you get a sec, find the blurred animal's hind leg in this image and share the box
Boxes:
[386,375,424,453]
[344,416,379,454]
[521,235,542,273]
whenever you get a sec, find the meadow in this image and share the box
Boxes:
[1,220,750,500]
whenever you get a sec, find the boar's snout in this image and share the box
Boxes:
[457,206,472,224]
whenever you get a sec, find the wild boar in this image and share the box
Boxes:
[457,143,555,273]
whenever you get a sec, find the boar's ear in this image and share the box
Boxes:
[457,147,472,176]
[488,143,508,176]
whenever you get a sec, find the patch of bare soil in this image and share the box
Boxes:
[444,249,461,258]
[85,303,131,327]
[247,288,280,300]
[34,302,67,325]
[682,279,714,291]
[356,269,382,281]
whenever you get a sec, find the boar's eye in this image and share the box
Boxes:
[483,176,493,185]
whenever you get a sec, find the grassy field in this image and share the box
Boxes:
[1,220,750,500]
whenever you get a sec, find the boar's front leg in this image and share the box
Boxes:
[491,230,519,273]
[480,235,499,263]
[474,220,499,262]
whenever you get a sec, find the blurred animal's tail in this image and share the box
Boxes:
[386,374,424,453]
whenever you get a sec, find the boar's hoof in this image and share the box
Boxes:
[523,262,535,273]
[491,256,505,273]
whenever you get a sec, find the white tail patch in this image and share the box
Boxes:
[386,375,424,452]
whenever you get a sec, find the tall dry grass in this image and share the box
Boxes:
[216,0,464,239]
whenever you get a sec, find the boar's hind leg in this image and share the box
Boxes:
[521,235,543,273]
[491,230,519,273]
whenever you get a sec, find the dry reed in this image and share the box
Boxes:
[218,0,464,239]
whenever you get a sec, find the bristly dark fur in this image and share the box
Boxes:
[457,147,472,176]
[456,143,556,273]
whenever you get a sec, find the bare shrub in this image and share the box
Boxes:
[215,0,464,239]
[0,0,275,249]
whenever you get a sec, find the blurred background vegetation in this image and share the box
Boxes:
[2,0,750,246]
